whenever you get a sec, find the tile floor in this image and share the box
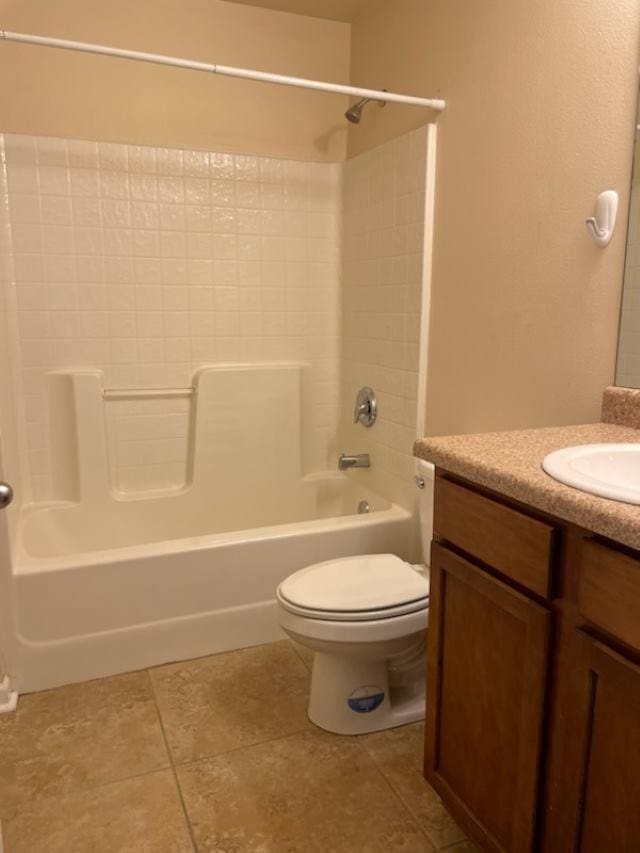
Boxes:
[0,641,476,852]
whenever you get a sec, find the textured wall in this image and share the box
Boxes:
[349,0,640,435]
[0,0,350,161]
[617,136,640,387]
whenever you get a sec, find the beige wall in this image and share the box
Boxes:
[0,0,350,161]
[616,123,640,387]
[349,0,640,435]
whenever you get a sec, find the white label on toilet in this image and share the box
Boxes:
[347,685,385,713]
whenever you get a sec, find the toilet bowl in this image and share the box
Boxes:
[276,459,434,735]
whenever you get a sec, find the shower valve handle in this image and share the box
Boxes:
[353,387,377,428]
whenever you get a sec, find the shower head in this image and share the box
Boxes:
[345,98,367,124]
[344,95,386,124]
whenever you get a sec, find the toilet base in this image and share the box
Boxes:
[308,650,425,735]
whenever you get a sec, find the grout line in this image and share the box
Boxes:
[358,731,467,851]
[0,765,174,824]
[147,637,291,677]
[352,736,434,848]
[169,724,314,769]
[2,678,179,817]
[146,670,199,853]
[147,640,313,769]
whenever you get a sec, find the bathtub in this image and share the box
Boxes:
[13,475,414,692]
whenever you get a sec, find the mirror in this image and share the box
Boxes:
[616,100,640,387]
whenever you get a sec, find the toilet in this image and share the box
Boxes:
[277,459,434,735]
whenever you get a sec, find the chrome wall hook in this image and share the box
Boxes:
[585,190,618,247]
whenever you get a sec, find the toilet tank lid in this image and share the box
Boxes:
[278,554,429,613]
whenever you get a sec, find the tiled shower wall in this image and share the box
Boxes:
[0,153,28,539]
[1,134,341,500]
[339,127,428,509]
[104,395,192,495]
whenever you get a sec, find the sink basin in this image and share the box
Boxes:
[542,443,640,505]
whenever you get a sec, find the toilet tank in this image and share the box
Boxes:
[416,459,435,566]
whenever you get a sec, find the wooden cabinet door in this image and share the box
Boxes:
[573,634,640,853]
[425,543,551,853]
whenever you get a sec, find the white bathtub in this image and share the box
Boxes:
[13,476,414,692]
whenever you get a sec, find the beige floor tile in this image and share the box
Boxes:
[177,728,434,852]
[440,841,480,852]
[150,640,312,764]
[0,671,169,817]
[360,722,466,849]
[2,769,193,853]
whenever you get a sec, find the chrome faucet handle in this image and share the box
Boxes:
[354,402,369,422]
[353,387,377,427]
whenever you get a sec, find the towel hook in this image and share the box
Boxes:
[585,190,618,247]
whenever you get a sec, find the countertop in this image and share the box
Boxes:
[414,421,640,551]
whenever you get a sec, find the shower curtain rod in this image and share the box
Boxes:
[0,29,446,112]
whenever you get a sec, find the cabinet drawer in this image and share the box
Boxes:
[434,476,556,598]
[578,538,640,652]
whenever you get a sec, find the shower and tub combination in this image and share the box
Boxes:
[0,32,442,695]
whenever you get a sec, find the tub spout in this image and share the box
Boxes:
[338,453,370,471]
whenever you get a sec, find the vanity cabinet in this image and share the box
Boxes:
[425,544,550,852]
[570,635,640,853]
[424,471,640,853]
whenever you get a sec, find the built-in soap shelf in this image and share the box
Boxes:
[102,387,195,401]
[47,363,309,507]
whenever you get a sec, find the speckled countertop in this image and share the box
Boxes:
[414,388,640,551]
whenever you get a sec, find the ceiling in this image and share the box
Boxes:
[223,0,373,23]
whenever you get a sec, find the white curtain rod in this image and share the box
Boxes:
[0,29,445,112]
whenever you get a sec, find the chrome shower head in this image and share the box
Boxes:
[344,95,386,124]
[345,98,367,124]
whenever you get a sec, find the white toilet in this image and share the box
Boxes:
[277,460,434,735]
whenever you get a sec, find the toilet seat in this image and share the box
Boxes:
[277,554,430,623]
[277,597,429,622]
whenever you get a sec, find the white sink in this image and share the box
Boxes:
[542,443,640,505]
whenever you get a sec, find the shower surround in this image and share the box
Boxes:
[0,126,433,690]
[3,133,342,500]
